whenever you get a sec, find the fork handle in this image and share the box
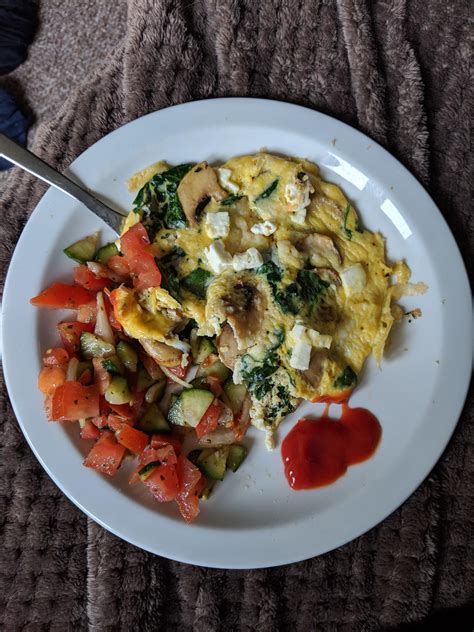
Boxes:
[0,133,125,221]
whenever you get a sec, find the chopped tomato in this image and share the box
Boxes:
[74,265,112,291]
[42,347,69,368]
[58,321,93,353]
[115,424,148,454]
[107,402,134,419]
[120,222,150,257]
[144,464,179,502]
[166,360,190,381]
[140,444,177,467]
[38,366,66,395]
[107,255,130,276]
[107,415,126,431]
[78,368,93,385]
[31,282,92,309]
[175,455,203,523]
[206,375,223,397]
[84,431,126,476]
[150,433,182,455]
[49,382,100,421]
[202,353,219,368]
[120,223,162,290]
[127,255,162,291]
[130,389,145,422]
[195,399,221,439]
[104,294,122,331]
[90,415,109,429]
[92,357,112,395]
[80,420,101,440]
[77,301,97,324]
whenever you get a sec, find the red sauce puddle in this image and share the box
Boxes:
[281,400,382,490]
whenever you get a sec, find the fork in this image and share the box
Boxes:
[0,132,126,231]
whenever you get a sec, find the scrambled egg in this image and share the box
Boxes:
[117,153,424,446]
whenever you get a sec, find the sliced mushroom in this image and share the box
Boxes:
[140,337,182,368]
[222,280,268,349]
[297,233,341,269]
[177,162,227,227]
[302,349,326,388]
[217,324,239,370]
[314,267,342,286]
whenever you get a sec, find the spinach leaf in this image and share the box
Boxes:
[342,203,353,240]
[156,247,184,300]
[257,261,282,284]
[265,385,296,426]
[296,270,330,316]
[255,178,279,202]
[133,164,194,237]
[333,366,357,389]
[180,268,213,300]
[221,193,242,206]
[274,283,300,315]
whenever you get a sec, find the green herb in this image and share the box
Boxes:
[221,193,242,206]
[180,268,213,299]
[355,220,364,234]
[255,178,279,202]
[133,164,194,237]
[333,366,357,389]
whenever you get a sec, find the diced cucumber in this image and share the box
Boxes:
[190,329,216,364]
[138,403,170,433]
[80,332,115,359]
[95,242,119,264]
[136,365,155,392]
[190,329,200,360]
[101,355,125,376]
[63,232,99,263]
[145,379,166,404]
[105,376,132,404]
[168,388,214,427]
[199,484,213,500]
[223,381,247,414]
[196,447,230,481]
[196,338,216,364]
[116,341,138,372]
[196,360,230,382]
[138,462,160,481]
[226,444,247,472]
[180,268,213,299]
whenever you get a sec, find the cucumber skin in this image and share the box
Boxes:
[226,444,247,472]
[196,360,230,382]
[64,232,99,264]
[95,242,119,264]
[116,341,138,372]
[168,388,214,428]
[197,447,229,481]
[139,404,170,433]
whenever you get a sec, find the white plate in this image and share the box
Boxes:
[2,98,471,569]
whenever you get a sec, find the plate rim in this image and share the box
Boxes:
[2,97,472,568]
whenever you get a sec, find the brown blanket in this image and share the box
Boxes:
[1,1,473,629]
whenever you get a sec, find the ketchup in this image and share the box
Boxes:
[281,402,382,490]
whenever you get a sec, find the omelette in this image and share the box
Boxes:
[115,152,422,449]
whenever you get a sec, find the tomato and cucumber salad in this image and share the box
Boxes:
[31,223,248,523]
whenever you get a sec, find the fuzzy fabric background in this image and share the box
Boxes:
[1,1,473,630]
